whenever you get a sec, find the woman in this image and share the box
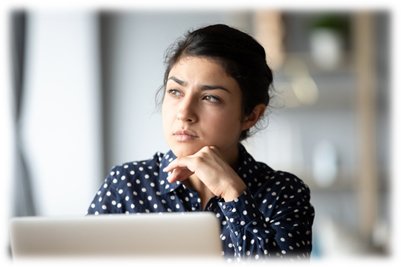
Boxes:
[87,24,315,260]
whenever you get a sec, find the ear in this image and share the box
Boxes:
[241,104,266,131]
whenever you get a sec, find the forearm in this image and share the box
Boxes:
[218,189,313,259]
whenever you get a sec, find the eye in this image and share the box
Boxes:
[202,95,221,103]
[167,89,182,98]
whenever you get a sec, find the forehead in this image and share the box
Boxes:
[169,56,229,79]
[167,56,242,96]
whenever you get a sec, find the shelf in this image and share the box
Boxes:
[271,53,358,111]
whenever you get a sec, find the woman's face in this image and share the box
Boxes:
[162,56,249,164]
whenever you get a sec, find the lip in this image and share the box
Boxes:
[173,130,199,142]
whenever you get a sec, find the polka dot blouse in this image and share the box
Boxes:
[87,144,315,260]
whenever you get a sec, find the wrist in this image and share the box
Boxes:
[221,180,246,201]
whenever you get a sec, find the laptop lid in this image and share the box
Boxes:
[9,212,222,259]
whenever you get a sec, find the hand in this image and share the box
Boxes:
[163,146,246,201]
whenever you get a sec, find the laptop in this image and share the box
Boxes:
[9,212,223,259]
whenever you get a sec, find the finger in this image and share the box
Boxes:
[163,158,194,173]
[162,162,175,173]
[163,158,181,172]
[167,168,193,183]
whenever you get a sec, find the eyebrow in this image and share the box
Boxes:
[167,76,230,93]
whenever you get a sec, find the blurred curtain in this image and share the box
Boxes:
[11,10,36,217]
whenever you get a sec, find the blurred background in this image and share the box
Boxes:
[3,8,390,259]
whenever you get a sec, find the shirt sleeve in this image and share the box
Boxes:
[218,177,314,259]
[86,165,125,215]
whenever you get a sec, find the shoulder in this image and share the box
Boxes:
[257,163,310,196]
[270,170,312,205]
[242,157,311,203]
[272,170,310,192]
[237,144,310,196]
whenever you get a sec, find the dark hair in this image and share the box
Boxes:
[158,24,273,140]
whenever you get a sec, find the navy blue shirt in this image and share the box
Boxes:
[87,144,314,260]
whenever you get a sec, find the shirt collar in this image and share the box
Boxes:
[158,150,182,195]
[235,143,259,182]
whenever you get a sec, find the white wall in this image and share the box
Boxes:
[20,11,102,216]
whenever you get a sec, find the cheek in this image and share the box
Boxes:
[204,111,242,137]
[161,102,173,132]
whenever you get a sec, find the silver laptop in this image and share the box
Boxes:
[9,212,222,259]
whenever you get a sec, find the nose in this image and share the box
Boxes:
[176,95,197,123]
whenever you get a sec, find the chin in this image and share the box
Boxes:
[169,143,203,158]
